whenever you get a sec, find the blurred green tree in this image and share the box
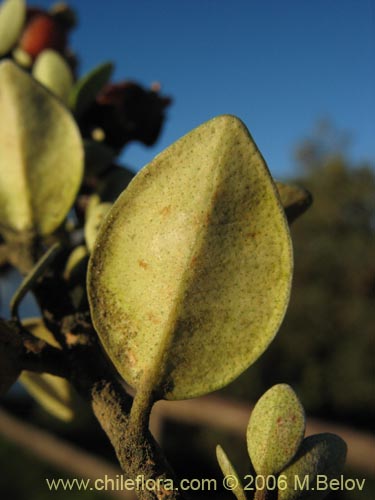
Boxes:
[229,123,375,429]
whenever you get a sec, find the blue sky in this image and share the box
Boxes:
[35,1,374,178]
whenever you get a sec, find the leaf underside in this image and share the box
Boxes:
[247,384,305,475]
[19,318,75,422]
[0,0,25,57]
[33,49,74,103]
[0,61,83,237]
[88,115,292,400]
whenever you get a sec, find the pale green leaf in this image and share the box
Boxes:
[247,384,305,475]
[0,0,25,56]
[278,434,347,500]
[84,202,112,252]
[0,61,83,238]
[20,371,75,422]
[22,317,60,348]
[63,245,89,281]
[33,49,74,103]
[19,318,75,422]
[12,46,32,68]
[63,246,89,309]
[69,61,113,116]
[216,445,247,500]
[85,194,101,218]
[10,242,62,322]
[87,115,292,401]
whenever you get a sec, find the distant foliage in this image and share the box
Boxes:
[230,126,375,428]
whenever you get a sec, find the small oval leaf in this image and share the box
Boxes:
[20,371,75,421]
[247,384,305,475]
[216,445,247,500]
[12,46,32,68]
[0,61,83,238]
[33,49,74,103]
[10,242,62,322]
[88,115,292,401]
[0,0,26,57]
[278,434,347,500]
[23,317,60,347]
[84,202,112,252]
[69,61,113,116]
[276,182,312,224]
[64,245,89,281]
[19,318,75,421]
[63,246,89,309]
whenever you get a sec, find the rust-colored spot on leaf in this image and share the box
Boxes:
[190,255,198,268]
[147,312,161,325]
[193,211,210,226]
[126,350,137,367]
[138,259,148,269]
[160,205,171,216]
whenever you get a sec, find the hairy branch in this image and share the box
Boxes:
[0,318,68,378]
[91,379,182,500]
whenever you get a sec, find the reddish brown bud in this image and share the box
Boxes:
[19,13,67,59]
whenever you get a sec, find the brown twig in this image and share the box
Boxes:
[0,318,68,378]
[91,379,182,500]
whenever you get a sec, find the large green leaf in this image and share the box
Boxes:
[0,0,25,57]
[88,115,292,401]
[247,384,305,475]
[278,434,347,500]
[0,61,83,238]
[33,49,74,104]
